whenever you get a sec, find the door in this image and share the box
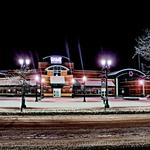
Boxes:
[53,88,61,97]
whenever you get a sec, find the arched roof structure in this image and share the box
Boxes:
[108,68,146,78]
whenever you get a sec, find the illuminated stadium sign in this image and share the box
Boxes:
[50,56,62,64]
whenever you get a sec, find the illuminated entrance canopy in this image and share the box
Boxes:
[50,56,62,64]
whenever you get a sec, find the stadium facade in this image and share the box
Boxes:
[0,55,149,97]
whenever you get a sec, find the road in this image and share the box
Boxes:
[0,114,150,149]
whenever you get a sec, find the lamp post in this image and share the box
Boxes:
[35,75,45,101]
[18,58,30,112]
[41,78,45,99]
[100,59,112,108]
[82,75,87,102]
[71,78,75,98]
[35,75,40,102]
[138,79,145,97]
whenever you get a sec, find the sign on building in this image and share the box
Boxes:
[50,56,62,64]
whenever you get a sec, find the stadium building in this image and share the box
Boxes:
[0,55,115,97]
[0,55,149,97]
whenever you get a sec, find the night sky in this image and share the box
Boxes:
[0,2,150,71]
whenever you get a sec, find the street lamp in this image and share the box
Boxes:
[35,75,45,101]
[71,78,75,98]
[18,58,30,112]
[100,58,112,108]
[138,79,145,97]
[41,78,45,99]
[35,75,40,102]
[82,75,87,102]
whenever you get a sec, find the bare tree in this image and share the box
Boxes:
[133,29,150,74]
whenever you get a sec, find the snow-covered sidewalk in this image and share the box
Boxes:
[0,96,150,113]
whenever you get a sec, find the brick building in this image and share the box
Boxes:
[1,55,149,97]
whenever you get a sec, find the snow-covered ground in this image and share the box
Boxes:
[0,96,150,112]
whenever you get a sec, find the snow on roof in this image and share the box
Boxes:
[75,78,115,87]
[50,76,65,84]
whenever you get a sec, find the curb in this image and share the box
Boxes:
[1,110,150,115]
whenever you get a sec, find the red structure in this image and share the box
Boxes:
[37,55,115,97]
